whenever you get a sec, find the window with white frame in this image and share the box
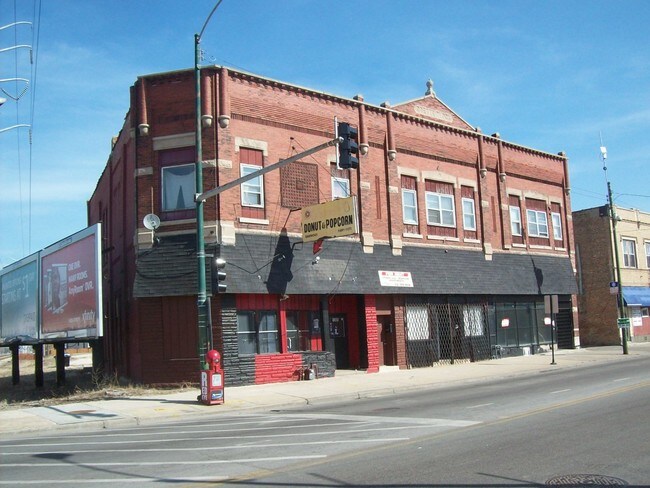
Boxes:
[622,238,637,268]
[510,205,522,236]
[402,188,418,225]
[162,163,195,212]
[551,212,563,240]
[642,307,649,318]
[462,197,476,231]
[240,164,264,207]
[426,192,456,227]
[331,176,350,200]
[645,241,650,268]
[526,209,549,238]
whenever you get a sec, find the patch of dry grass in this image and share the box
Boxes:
[0,353,193,411]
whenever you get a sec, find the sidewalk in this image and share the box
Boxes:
[2,343,649,436]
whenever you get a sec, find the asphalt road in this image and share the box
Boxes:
[1,357,649,487]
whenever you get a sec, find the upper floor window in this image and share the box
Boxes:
[645,241,650,268]
[551,212,563,241]
[332,177,350,199]
[462,197,476,231]
[526,209,549,238]
[622,238,637,268]
[402,189,418,224]
[401,176,419,226]
[510,206,522,236]
[426,192,456,227]
[162,164,195,212]
[331,163,350,200]
[159,147,196,216]
[240,164,264,207]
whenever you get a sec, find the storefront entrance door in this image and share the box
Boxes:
[329,314,349,369]
[377,315,396,366]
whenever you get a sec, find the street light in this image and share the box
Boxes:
[601,143,628,355]
[195,1,224,370]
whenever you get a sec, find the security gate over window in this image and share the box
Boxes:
[405,298,491,367]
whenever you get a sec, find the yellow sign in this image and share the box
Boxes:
[301,197,358,243]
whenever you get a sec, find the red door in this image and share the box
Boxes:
[377,315,396,366]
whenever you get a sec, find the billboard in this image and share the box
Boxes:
[1,253,40,341]
[40,224,103,338]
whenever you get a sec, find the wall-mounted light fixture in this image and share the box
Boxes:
[218,115,230,129]
[202,115,213,128]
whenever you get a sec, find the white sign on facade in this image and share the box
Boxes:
[378,270,414,288]
[631,307,643,327]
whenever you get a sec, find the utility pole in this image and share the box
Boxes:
[601,144,628,355]
[194,1,224,370]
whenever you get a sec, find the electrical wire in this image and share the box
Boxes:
[28,0,41,253]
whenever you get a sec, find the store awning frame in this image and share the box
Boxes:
[623,286,650,307]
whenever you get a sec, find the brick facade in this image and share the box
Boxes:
[88,66,579,385]
[574,206,650,345]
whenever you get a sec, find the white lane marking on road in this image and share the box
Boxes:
[1,476,231,485]
[3,437,411,456]
[466,403,494,409]
[2,454,327,468]
[1,424,463,448]
[550,389,571,394]
[282,413,479,427]
[11,416,302,440]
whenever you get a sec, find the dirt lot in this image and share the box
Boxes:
[0,351,191,411]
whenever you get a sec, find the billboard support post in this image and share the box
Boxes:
[34,343,44,387]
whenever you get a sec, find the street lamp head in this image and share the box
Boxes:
[0,97,6,106]
[600,145,607,160]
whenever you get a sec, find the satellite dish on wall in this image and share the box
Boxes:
[143,213,160,231]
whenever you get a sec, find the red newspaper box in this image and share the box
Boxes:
[200,350,224,405]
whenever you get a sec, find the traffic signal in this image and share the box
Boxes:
[212,257,227,294]
[337,122,359,170]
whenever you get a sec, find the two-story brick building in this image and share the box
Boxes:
[574,205,650,346]
[88,67,578,386]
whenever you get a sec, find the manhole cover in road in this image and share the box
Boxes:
[546,474,628,486]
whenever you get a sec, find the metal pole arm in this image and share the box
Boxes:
[196,137,340,203]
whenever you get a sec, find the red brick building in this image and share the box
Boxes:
[88,67,578,386]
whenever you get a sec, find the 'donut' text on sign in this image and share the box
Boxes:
[301,197,358,243]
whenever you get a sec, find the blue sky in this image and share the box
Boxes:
[1,0,649,268]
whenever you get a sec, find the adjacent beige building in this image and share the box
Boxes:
[574,205,650,346]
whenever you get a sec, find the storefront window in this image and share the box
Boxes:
[286,311,317,352]
[237,310,279,355]
[495,302,518,347]
[494,299,548,348]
